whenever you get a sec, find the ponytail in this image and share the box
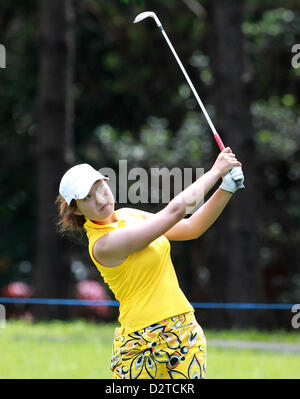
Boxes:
[55,195,85,235]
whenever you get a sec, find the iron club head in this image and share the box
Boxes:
[133,11,162,28]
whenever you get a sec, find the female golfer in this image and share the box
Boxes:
[56,147,244,379]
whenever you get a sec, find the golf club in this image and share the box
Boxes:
[134,11,244,189]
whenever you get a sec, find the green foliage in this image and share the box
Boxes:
[120,0,144,4]
[243,8,296,40]
[0,1,38,287]
[93,112,212,168]
[253,99,300,159]
[244,6,300,100]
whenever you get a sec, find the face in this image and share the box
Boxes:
[74,180,115,224]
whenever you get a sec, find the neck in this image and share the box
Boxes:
[91,211,118,225]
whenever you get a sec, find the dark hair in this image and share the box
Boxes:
[55,195,86,235]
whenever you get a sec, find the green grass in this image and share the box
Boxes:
[0,320,115,379]
[207,348,300,379]
[0,320,299,379]
[205,328,300,344]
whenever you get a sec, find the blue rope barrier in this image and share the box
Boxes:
[191,303,293,310]
[0,297,119,306]
[0,297,294,310]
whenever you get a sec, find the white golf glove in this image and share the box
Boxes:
[219,166,245,194]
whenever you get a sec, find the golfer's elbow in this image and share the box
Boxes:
[186,218,209,240]
[191,230,205,240]
[166,200,186,222]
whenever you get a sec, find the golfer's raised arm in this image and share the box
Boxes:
[93,148,240,265]
[93,170,218,264]
[165,189,233,241]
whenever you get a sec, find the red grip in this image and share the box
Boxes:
[214,132,225,151]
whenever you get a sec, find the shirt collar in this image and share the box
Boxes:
[84,210,124,230]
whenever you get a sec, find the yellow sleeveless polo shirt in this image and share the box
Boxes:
[84,208,194,334]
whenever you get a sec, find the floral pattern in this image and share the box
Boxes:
[111,312,207,379]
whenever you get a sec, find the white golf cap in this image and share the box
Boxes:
[59,163,109,205]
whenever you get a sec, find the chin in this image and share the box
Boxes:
[100,203,115,218]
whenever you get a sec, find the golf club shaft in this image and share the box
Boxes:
[160,27,244,189]
[160,28,225,151]
[134,12,244,189]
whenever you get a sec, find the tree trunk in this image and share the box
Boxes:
[34,0,75,319]
[205,0,266,328]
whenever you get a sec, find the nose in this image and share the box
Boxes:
[95,187,105,204]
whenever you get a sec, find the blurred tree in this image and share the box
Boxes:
[244,3,300,316]
[33,0,75,319]
[0,0,38,288]
[203,0,265,328]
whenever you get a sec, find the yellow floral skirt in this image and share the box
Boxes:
[111,312,207,379]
